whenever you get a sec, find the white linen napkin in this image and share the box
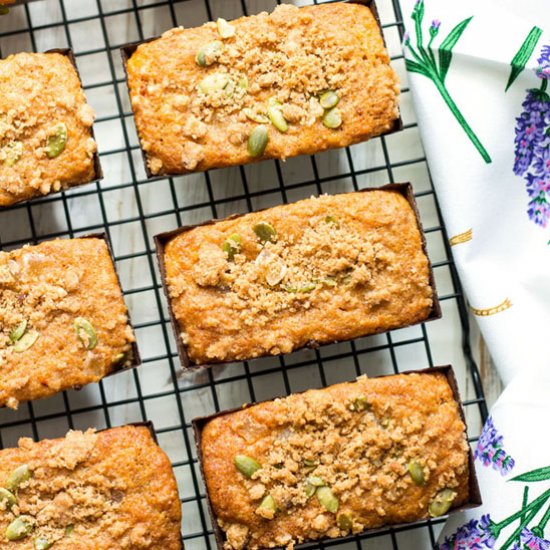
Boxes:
[398,0,550,546]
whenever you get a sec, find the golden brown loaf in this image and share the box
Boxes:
[161,189,433,365]
[126,2,400,176]
[0,426,182,548]
[0,52,98,207]
[0,236,136,409]
[200,371,471,550]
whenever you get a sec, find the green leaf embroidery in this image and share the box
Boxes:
[511,466,550,483]
[505,26,543,92]
[438,16,473,83]
[405,59,431,77]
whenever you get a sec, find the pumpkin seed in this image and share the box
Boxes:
[428,488,456,517]
[306,476,325,487]
[253,221,276,243]
[337,513,353,531]
[303,459,317,471]
[243,108,269,124]
[247,126,269,157]
[237,75,249,91]
[408,460,426,486]
[352,396,371,412]
[0,488,16,509]
[65,525,74,537]
[320,90,340,109]
[6,464,31,491]
[198,72,230,94]
[74,317,97,350]
[222,234,242,260]
[259,494,277,513]
[0,7,10,15]
[216,18,235,39]
[6,516,33,541]
[9,319,28,342]
[45,123,67,159]
[322,277,337,287]
[34,538,53,550]
[298,282,316,293]
[13,331,39,353]
[234,455,261,478]
[316,486,339,513]
[267,103,288,133]
[304,481,317,499]
[195,41,223,67]
[3,141,23,166]
[322,108,342,129]
[324,215,339,226]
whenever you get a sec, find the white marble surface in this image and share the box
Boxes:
[0,1,486,548]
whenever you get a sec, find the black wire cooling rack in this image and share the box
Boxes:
[0,0,488,548]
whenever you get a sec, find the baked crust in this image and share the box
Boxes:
[0,52,98,207]
[201,372,470,549]
[0,237,136,409]
[161,190,433,365]
[126,2,400,176]
[0,426,182,548]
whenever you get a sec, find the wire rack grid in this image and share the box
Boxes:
[0,0,487,548]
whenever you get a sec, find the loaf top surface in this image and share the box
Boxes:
[0,237,136,409]
[0,52,97,207]
[0,426,182,549]
[200,371,470,550]
[126,2,400,175]
[162,190,433,364]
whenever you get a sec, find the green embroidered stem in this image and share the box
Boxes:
[430,75,492,163]
[505,26,543,91]
[499,501,546,550]
[521,486,529,523]
[534,501,550,535]
[542,78,548,94]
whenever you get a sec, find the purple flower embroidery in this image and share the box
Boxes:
[521,528,550,549]
[439,515,497,549]
[475,416,515,476]
[513,45,550,228]
[430,19,441,37]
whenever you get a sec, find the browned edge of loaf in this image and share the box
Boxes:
[0,47,103,210]
[153,182,441,371]
[119,0,403,180]
[0,232,142,399]
[192,365,482,550]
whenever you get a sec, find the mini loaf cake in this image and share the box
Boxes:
[0,51,98,207]
[0,236,137,409]
[0,425,182,548]
[158,187,434,366]
[125,2,400,176]
[198,370,472,550]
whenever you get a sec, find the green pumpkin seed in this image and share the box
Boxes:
[243,108,269,124]
[0,488,16,509]
[304,481,317,499]
[337,513,353,531]
[6,464,31,491]
[74,317,97,350]
[428,488,456,517]
[237,75,249,91]
[267,104,288,133]
[247,126,269,157]
[195,41,224,67]
[316,486,339,513]
[253,221,276,243]
[9,319,28,342]
[216,18,235,39]
[322,278,337,287]
[0,7,10,15]
[352,396,371,412]
[34,538,53,550]
[320,90,340,109]
[198,72,230,94]
[306,476,325,487]
[3,141,23,166]
[222,234,242,260]
[65,524,74,537]
[408,460,426,486]
[259,494,277,513]
[45,123,67,159]
[298,282,316,293]
[342,274,353,285]
[13,331,39,353]
[324,215,339,226]
[322,108,342,129]
[6,516,33,541]
[303,459,317,471]
[234,455,261,478]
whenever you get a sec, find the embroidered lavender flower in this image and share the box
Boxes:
[475,416,515,476]
[536,45,550,79]
[430,19,441,37]
[521,528,550,550]
[439,515,497,549]
[403,31,411,47]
